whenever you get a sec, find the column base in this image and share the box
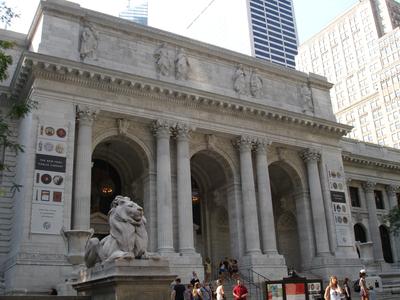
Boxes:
[302,256,362,280]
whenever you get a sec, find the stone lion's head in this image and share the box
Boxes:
[110,195,144,224]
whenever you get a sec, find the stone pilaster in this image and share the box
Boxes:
[300,148,330,256]
[152,120,174,254]
[254,138,278,255]
[386,185,399,209]
[73,105,98,230]
[175,123,195,254]
[234,135,261,255]
[362,181,384,262]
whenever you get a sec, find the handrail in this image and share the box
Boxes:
[238,267,269,300]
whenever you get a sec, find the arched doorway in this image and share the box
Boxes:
[91,137,149,238]
[380,225,394,263]
[190,150,233,269]
[269,162,302,272]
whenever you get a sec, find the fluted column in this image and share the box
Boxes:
[73,106,98,229]
[152,120,174,254]
[362,181,384,261]
[175,123,195,254]
[255,138,278,255]
[235,136,261,255]
[300,149,330,256]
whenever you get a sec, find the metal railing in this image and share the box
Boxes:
[238,268,270,300]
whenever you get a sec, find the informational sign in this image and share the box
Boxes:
[327,168,353,246]
[31,124,68,234]
[267,283,284,300]
[307,281,322,300]
[285,283,306,300]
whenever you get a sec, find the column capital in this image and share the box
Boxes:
[76,105,99,125]
[151,119,172,138]
[299,148,321,162]
[386,184,399,195]
[174,122,192,141]
[233,135,255,152]
[254,137,272,154]
[362,181,376,192]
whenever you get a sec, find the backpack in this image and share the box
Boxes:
[353,280,360,293]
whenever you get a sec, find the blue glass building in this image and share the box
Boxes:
[119,0,148,26]
[249,0,298,68]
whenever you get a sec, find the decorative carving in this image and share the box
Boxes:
[362,181,376,193]
[76,105,99,124]
[386,185,399,195]
[175,48,190,80]
[117,118,130,136]
[300,84,314,113]
[233,135,254,152]
[84,196,149,268]
[174,122,191,140]
[233,64,247,95]
[80,24,98,61]
[206,134,217,150]
[151,119,172,137]
[254,137,271,154]
[250,69,263,97]
[276,147,288,161]
[299,148,321,162]
[154,43,170,76]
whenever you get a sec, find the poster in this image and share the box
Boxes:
[31,124,68,234]
[327,168,353,246]
[285,283,306,300]
[267,283,283,300]
[307,282,322,300]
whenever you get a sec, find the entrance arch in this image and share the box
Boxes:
[269,161,303,271]
[90,136,150,238]
[190,149,234,268]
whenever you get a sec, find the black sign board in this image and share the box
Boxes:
[35,154,66,173]
[330,191,346,203]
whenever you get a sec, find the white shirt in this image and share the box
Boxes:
[330,287,341,300]
[216,285,224,300]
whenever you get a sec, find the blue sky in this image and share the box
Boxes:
[4,0,398,44]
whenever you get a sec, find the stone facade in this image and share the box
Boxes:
[0,0,399,296]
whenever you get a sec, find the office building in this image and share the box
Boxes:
[296,0,400,148]
[119,0,148,25]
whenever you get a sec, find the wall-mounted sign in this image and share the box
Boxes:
[31,123,68,234]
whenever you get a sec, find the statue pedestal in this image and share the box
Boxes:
[73,259,176,300]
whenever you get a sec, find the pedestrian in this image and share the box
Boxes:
[324,275,342,300]
[204,257,212,283]
[216,279,225,300]
[192,282,202,300]
[199,281,212,300]
[184,284,194,300]
[343,277,351,300]
[190,271,200,286]
[359,269,369,300]
[232,279,248,300]
[171,278,186,300]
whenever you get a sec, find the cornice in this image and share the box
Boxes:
[342,152,400,171]
[13,52,352,138]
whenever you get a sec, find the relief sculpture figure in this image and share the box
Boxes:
[80,25,98,61]
[233,64,247,95]
[250,69,263,97]
[301,84,314,113]
[84,195,149,268]
[175,48,190,80]
[154,43,170,76]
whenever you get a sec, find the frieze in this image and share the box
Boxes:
[14,55,352,139]
[342,153,400,171]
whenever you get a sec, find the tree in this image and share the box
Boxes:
[385,207,400,235]
[0,1,35,194]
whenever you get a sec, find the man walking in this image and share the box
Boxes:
[171,278,186,300]
[233,279,248,300]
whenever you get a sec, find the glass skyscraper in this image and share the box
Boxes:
[249,0,298,68]
[119,0,148,26]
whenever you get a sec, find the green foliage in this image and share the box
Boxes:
[385,207,400,234]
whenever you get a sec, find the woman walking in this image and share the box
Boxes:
[324,276,342,300]
[215,279,225,300]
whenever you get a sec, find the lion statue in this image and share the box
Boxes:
[84,195,149,268]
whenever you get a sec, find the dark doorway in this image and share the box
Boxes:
[354,223,367,243]
[380,225,394,263]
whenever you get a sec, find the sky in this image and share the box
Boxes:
[0,0,372,44]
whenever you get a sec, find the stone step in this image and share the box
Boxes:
[0,297,90,300]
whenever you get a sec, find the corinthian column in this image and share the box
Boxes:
[300,148,330,256]
[255,138,278,255]
[175,123,195,254]
[363,181,384,261]
[152,120,174,254]
[235,136,261,255]
[73,105,98,229]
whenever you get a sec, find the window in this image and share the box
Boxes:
[354,223,367,243]
[374,190,384,209]
[350,187,361,207]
